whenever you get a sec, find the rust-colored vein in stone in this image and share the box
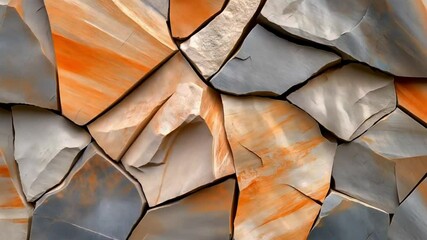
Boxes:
[395,77,427,124]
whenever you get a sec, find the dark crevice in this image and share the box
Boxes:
[399,173,427,204]
[230,179,239,240]
[398,105,427,128]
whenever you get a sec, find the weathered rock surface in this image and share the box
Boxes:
[0,0,57,109]
[288,64,396,141]
[211,25,340,96]
[395,156,427,202]
[12,105,91,202]
[333,109,427,213]
[222,95,336,239]
[44,0,177,125]
[31,143,146,240]
[0,108,32,240]
[261,0,427,77]
[170,0,224,39]
[130,179,235,240]
[395,77,427,124]
[308,191,389,240]
[123,82,234,207]
[180,0,261,78]
[389,177,427,240]
[146,0,169,18]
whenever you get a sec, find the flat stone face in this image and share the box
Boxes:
[222,95,336,239]
[122,82,234,207]
[308,191,389,240]
[0,0,57,109]
[31,143,147,240]
[12,105,91,202]
[180,0,261,78]
[130,179,235,240]
[170,0,224,39]
[389,177,427,240]
[395,77,427,124]
[211,25,340,96]
[261,0,427,77]
[44,0,177,125]
[288,64,396,141]
[395,156,427,202]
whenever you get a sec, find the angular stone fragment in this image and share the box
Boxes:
[333,109,427,213]
[395,77,427,124]
[146,0,169,18]
[123,82,234,206]
[288,64,396,141]
[0,108,32,240]
[180,0,261,78]
[222,95,336,239]
[395,156,427,202]
[130,179,235,240]
[211,25,340,96]
[44,0,177,125]
[31,143,146,240]
[261,0,427,77]
[308,191,389,240]
[170,0,225,39]
[0,0,57,109]
[12,105,91,202]
[389,177,427,240]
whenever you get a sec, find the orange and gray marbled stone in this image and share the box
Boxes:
[30,143,147,240]
[122,82,234,207]
[130,179,235,240]
[222,95,336,240]
[170,0,224,39]
[0,0,57,109]
[288,64,396,141]
[261,0,427,77]
[180,0,261,78]
[12,105,91,202]
[0,108,32,240]
[395,77,427,125]
[44,0,177,125]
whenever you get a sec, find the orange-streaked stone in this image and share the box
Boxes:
[170,0,225,39]
[44,0,177,125]
[395,77,427,124]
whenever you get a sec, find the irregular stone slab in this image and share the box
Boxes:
[288,64,396,141]
[44,0,177,125]
[180,0,261,78]
[123,83,234,206]
[333,109,427,213]
[389,177,427,239]
[308,191,389,240]
[130,179,235,240]
[395,77,427,124]
[12,106,91,202]
[395,156,427,202]
[0,0,57,109]
[0,108,32,240]
[261,0,427,77]
[222,95,336,239]
[170,0,224,39]
[146,0,169,18]
[31,143,147,240]
[211,25,340,96]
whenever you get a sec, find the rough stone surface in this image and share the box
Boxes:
[122,82,234,207]
[0,0,57,109]
[170,0,224,39]
[222,95,336,240]
[44,0,177,125]
[333,108,427,213]
[0,108,32,240]
[180,0,261,78]
[261,0,427,77]
[12,105,91,202]
[211,25,340,96]
[130,179,235,240]
[389,177,427,239]
[308,191,389,240]
[31,143,147,240]
[395,77,427,124]
[288,64,396,141]
[146,0,169,18]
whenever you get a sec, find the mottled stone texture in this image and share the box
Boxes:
[44,0,177,125]
[395,77,427,124]
[31,143,146,240]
